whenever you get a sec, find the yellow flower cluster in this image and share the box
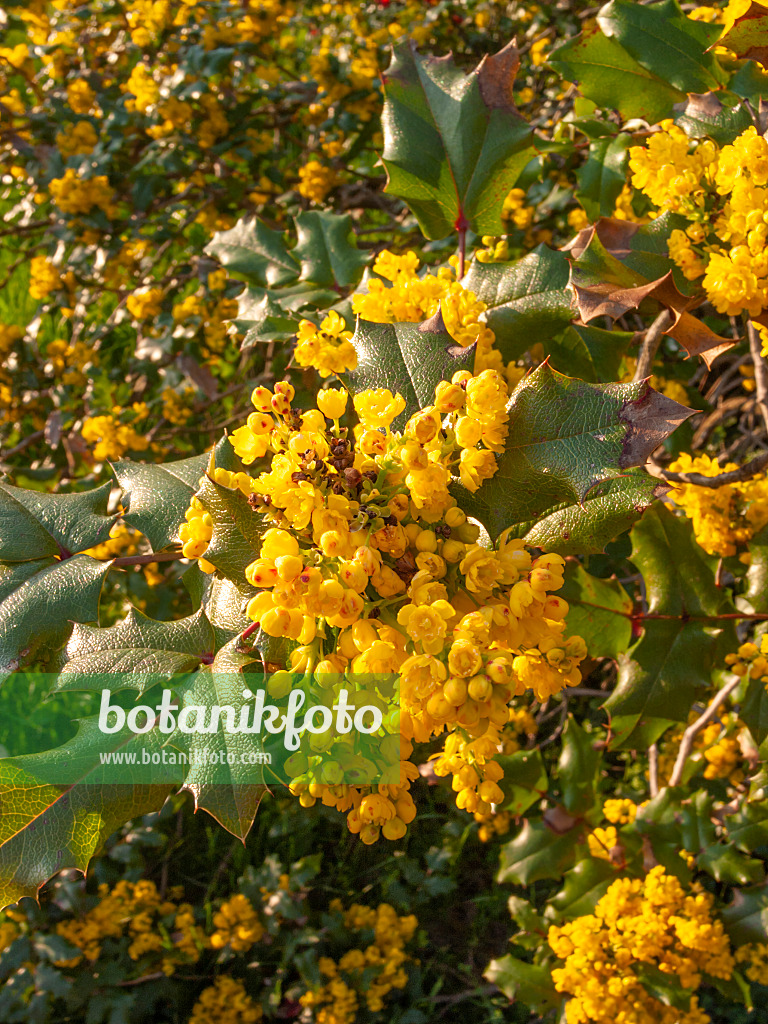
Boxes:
[665,452,768,558]
[629,124,768,317]
[28,256,62,301]
[735,942,768,985]
[179,374,586,842]
[470,706,537,841]
[162,386,197,426]
[300,901,417,1022]
[350,249,520,384]
[209,893,264,952]
[55,120,99,157]
[189,977,262,1024]
[83,522,141,560]
[295,310,356,378]
[49,169,115,217]
[297,159,338,203]
[54,880,206,976]
[126,287,164,322]
[548,866,736,1024]
[81,407,151,462]
[44,338,94,387]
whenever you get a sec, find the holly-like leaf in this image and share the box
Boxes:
[345,310,475,430]
[292,211,369,289]
[719,1,768,70]
[205,218,300,287]
[674,92,754,146]
[381,40,534,240]
[723,884,768,945]
[597,0,727,95]
[0,556,111,683]
[560,564,633,660]
[195,474,265,583]
[548,858,616,919]
[54,607,215,688]
[458,363,691,542]
[484,956,560,1013]
[557,718,600,816]
[547,324,633,384]
[575,133,632,221]
[235,290,304,347]
[176,638,266,839]
[549,24,685,123]
[604,504,737,748]
[0,482,115,562]
[114,436,240,552]
[520,474,662,557]
[496,749,548,818]
[184,566,254,648]
[498,818,583,886]
[462,245,574,361]
[569,222,735,369]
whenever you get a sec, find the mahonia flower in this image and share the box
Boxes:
[549,866,736,1024]
[295,310,356,377]
[177,372,586,845]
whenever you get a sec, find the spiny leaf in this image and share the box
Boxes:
[604,504,737,747]
[597,0,727,95]
[484,957,560,1013]
[549,23,685,123]
[717,0,768,70]
[462,245,574,361]
[0,482,115,562]
[498,817,583,886]
[560,564,633,660]
[568,221,735,369]
[55,607,215,688]
[205,218,300,287]
[381,40,534,239]
[0,556,111,684]
[177,638,266,840]
[575,133,632,221]
[114,436,241,553]
[547,324,633,384]
[458,363,691,542]
[195,475,265,583]
[293,211,370,289]
[184,565,255,648]
[345,310,475,430]
[674,91,754,145]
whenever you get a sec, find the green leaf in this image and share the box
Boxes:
[742,676,768,746]
[55,607,215,688]
[575,134,632,221]
[674,92,754,146]
[597,0,727,95]
[547,324,633,385]
[559,564,633,659]
[557,718,600,816]
[605,505,737,748]
[292,212,369,289]
[496,749,547,818]
[184,566,254,648]
[195,474,265,583]
[176,638,266,839]
[519,474,662,557]
[114,437,240,553]
[381,41,534,239]
[205,217,299,287]
[0,722,171,909]
[549,24,685,123]
[457,363,691,542]
[345,310,475,430]
[722,884,768,945]
[462,245,574,362]
[0,556,111,683]
[720,1,768,70]
[744,523,768,614]
[234,290,304,346]
[726,797,768,854]
[484,956,560,1013]
[498,818,583,886]
[0,481,115,562]
[548,858,616,919]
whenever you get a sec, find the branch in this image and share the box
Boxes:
[110,550,184,568]
[632,309,673,382]
[667,676,741,788]
[648,742,659,798]
[748,320,768,434]
[661,450,768,488]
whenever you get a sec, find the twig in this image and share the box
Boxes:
[748,320,768,434]
[1,429,44,459]
[668,676,741,788]
[648,743,659,798]
[632,309,673,382]
[661,450,768,488]
[110,550,184,568]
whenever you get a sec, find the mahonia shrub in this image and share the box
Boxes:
[9,3,768,1024]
